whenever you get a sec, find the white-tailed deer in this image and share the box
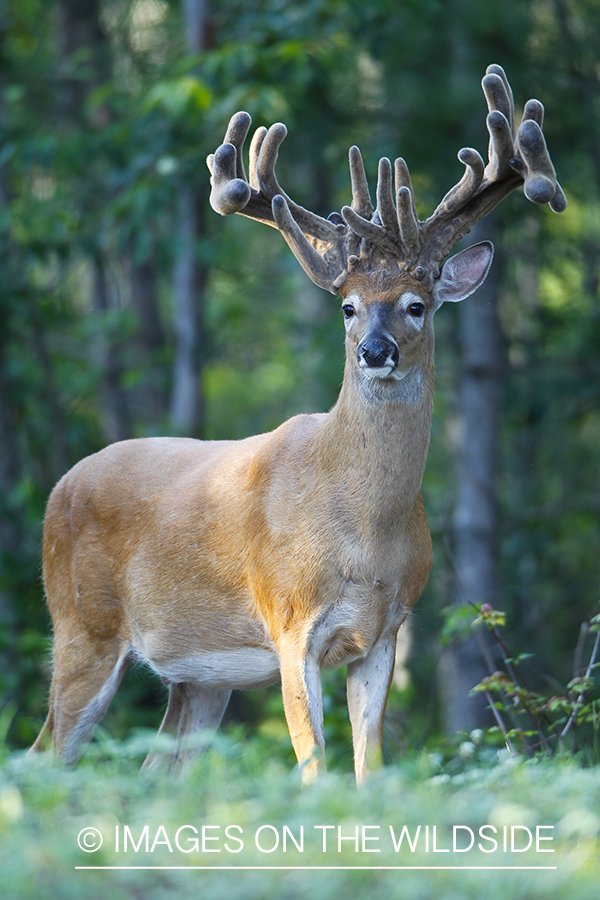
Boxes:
[31,65,565,784]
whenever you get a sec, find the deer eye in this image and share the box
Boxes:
[407,302,425,318]
[341,304,355,319]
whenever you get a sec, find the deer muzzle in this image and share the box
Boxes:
[357,336,400,378]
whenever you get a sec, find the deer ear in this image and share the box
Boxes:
[433,241,494,308]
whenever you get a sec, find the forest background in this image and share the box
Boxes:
[0,0,599,768]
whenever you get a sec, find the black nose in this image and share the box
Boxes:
[358,337,399,369]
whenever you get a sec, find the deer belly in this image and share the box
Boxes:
[142,646,281,690]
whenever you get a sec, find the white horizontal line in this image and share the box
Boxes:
[75,865,558,871]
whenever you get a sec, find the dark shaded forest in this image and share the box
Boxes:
[0,0,599,762]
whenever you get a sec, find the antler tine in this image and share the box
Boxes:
[513,116,568,211]
[516,100,567,212]
[223,111,252,182]
[394,158,418,217]
[485,63,515,136]
[522,98,543,129]
[344,145,372,258]
[482,69,515,181]
[376,158,401,240]
[348,146,373,219]
[254,123,288,204]
[429,147,486,220]
[248,125,267,191]
[393,159,420,261]
[208,141,254,217]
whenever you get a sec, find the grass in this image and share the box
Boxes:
[1,732,600,899]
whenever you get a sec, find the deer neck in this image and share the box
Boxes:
[317,356,435,525]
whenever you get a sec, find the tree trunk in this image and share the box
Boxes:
[92,260,132,443]
[58,0,108,114]
[183,0,208,48]
[439,223,503,734]
[170,190,206,436]
[130,256,168,429]
[169,0,209,436]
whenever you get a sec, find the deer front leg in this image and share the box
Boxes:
[347,631,397,785]
[278,636,326,784]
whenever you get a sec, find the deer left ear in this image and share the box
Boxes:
[433,241,494,309]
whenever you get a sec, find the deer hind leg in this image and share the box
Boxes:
[30,632,130,765]
[141,682,231,772]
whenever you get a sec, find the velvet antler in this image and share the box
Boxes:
[207,65,566,293]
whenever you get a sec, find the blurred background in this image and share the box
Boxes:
[0,0,598,766]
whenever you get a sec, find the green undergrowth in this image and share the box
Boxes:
[1,734,599,900]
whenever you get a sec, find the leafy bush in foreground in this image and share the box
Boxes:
[1,738,599,900]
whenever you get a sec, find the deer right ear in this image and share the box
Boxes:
[432,241,494,309]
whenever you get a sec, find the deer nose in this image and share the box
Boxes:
[357,337,399,370]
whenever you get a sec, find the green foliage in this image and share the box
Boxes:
[472,604,507,631]
[468,603,600,759]
[1,747,600,898]
[439,604,476,645]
